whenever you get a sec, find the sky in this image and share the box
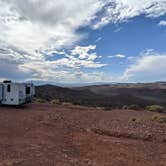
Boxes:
[0,0,166,84]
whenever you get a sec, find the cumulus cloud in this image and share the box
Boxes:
[0,0,107,83]
[1,0,165,55]
[158,20,166,26]
[0,0,166,83]
[17,45,106,83]
[122,51,166,82]
[0,0,104,55]
[71,45,98,60]
[92,0,166,29]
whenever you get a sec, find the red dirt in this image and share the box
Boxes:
[0,103,165,166]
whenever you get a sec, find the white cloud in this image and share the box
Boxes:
[0,0,166,83]
[92,0,166,29]
[72,45,96,60]
[115,54,126,58]
[0,0,104,56]
[19,61,108,83]
[1,0,165,56]
[17,45,106,83]
[158,20,166,26]
[0,0,108,83]
[108,54,126,58]
[122,52,166,82]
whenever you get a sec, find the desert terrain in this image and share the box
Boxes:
[36,82,166,108]
[0,102,165,166]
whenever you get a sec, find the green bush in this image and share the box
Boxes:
[146,105,164,113]
[151,114,166,123]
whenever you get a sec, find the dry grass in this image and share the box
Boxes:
[146,105,164,113]
[151,114,166,123]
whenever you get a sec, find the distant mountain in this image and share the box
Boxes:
[33,81,117,87]
[35,82,166,108]
[33,80,166,87]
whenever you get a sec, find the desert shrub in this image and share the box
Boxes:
[62,102,72,106]
[50,99,61,105]
[146,105,164,113]
[151,114,161,121]
[34,98,47,103]
[151,114,166,123]
[122,105,128,110]
[158,116,166,123]
[95,107,105,110]
[123,104,140,110]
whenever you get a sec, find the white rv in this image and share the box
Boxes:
[0,81,35,105]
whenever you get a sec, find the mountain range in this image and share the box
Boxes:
[36,82,166,108]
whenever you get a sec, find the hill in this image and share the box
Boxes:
[36,82,166,108]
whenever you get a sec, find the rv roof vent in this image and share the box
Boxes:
[3,80,12,83]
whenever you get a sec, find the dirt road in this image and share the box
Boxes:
[0,103,165,166]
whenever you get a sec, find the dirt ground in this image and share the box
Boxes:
[0,103,165,166]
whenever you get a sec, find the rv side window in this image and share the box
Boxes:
[26,87,30,94]
[7,85,11,92]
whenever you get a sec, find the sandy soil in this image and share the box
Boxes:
[0,103,165,166]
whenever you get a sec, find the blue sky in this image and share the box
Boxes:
[78,14,166,78]
[0,0,166,84]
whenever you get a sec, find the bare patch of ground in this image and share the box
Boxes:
[0,103,165,166]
